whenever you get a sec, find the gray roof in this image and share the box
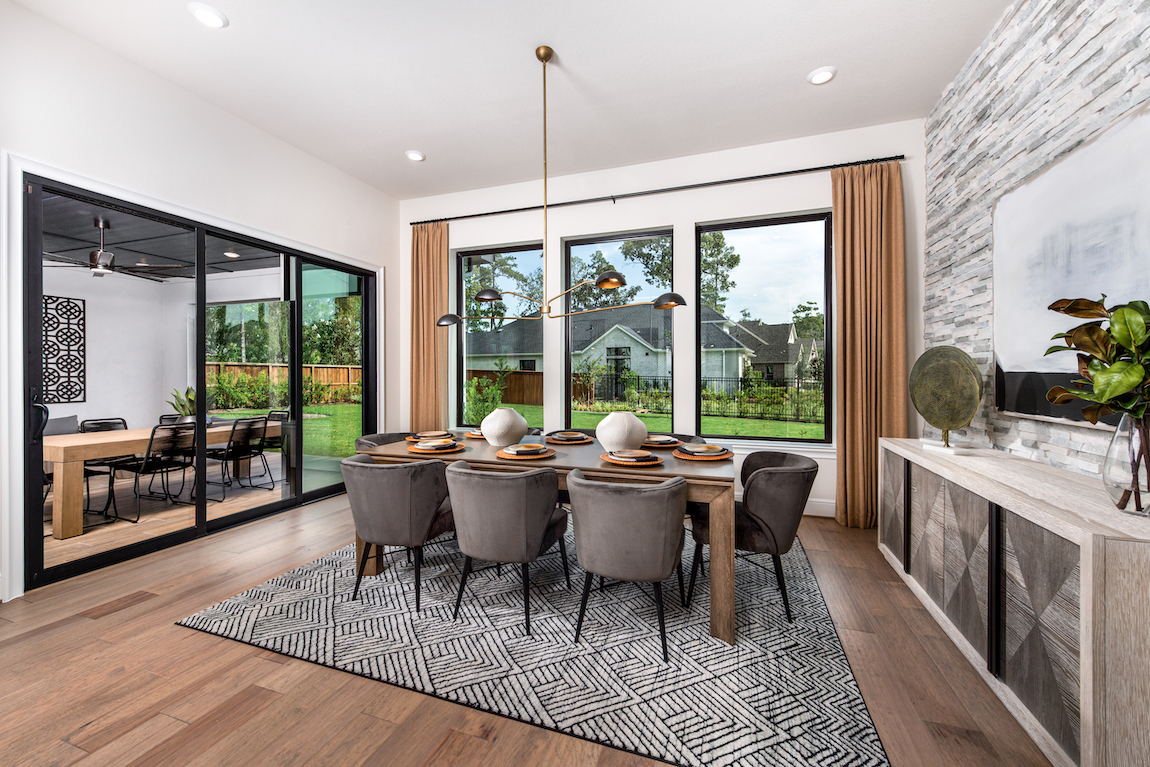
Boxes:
[728,321,817,365]
[463,314,543,355]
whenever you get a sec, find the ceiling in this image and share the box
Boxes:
[15,0,1010,200]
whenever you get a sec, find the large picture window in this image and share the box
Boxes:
[696,213,831,441]
[456,244,544,429]
[565,231,673,431]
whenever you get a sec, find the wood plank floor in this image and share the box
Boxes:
[0,500,1053,767]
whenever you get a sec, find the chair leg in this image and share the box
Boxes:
[496,563,501,577]
[558,535,571,588]
[414,545,423,612]
[653,581,668,662]
[522,562,531,636]
[352,542,373,601]
[574,571,593,643]
[453,555,473,620]
[677,562,686,608]
[687,542,703,607]
[773,554,793,622]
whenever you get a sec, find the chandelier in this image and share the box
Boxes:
[436,46,686,328]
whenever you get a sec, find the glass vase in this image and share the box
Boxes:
[1102,413,1150,516]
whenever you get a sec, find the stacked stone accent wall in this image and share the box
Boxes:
[924,0,1150,475]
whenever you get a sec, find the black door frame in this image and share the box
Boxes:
[22,174,377,589]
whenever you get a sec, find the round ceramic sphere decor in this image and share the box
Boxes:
[909,346,983,436]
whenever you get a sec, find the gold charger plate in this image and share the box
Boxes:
[496,447,557,460]
[600,453,664,467]
[407,444,465,454]
[672,448,732,461]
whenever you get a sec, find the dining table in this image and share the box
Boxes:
[357,432,738,645]
[42,420,281,540]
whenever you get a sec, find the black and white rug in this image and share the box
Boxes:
[179,526,888,767]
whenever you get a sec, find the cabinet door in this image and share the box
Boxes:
[880,451,905,565]
[909,465,946,606]
[941,482,989,661]
[1001,510,1081,765]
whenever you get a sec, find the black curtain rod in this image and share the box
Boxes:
[410,154,905,226]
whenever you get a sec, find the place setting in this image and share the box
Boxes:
[642,434,683,449]
[600,448,664,467]
[545,430,593,445]
[496,442,556,460]
[672,442,733,461]
[405,430,453,442]
[406,435,465,454]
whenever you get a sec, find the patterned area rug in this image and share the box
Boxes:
[179,526,888,767]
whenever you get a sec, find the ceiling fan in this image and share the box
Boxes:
[42,219,190,282]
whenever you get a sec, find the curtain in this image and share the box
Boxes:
[832,161,908,528]
[410,222,449,432]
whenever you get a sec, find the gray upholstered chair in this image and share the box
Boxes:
[669,433,706,444]
[355,432,411,451]
[445,461,570,635]
[340,453,455,610]
[687,451,818,622]
[566,469,687,662]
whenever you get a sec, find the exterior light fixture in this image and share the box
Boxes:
[187,3,229,28]
[224,251,240,259]
[806,66,837,85]
[436,46,686,329]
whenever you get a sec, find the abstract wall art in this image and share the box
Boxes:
[43,295,86,404]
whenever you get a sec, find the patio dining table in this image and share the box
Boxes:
[357,433,739,645]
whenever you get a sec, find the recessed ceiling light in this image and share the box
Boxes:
[224,251,240,259]
[188,3,229,28]
[806,66,837,85]
[405,150,426,162]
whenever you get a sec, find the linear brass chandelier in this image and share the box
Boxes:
[436,45,686,328]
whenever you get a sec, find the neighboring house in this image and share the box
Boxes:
[464,304,750,379]
[726,321,820,380]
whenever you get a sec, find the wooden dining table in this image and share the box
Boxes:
[357,433,738,645]
[43,420,281,540]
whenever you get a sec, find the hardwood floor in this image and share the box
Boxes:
[0,501,1052,766]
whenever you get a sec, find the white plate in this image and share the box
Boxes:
[681,443,723,453]
[417,440,457,449]
[646,435,677,443]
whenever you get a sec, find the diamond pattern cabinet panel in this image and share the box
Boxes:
[880,451,905,564]
[909,465,945,608]
[1002,510,1081,765]
[941,482,989,661]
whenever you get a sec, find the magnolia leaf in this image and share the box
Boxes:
[1078,354,1093,380]
[1125,300,1150,321]
[1081,403,1114,424]
[1092,361,1145,402]
[1048,297,1109,318]
[1046,386,1081,405]
[1111,306,1149,351]
[1045,345,1074,356]
[1050,332,1073,340]
[1069,324,1112,360]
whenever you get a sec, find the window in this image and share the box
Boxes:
[456,244,544,429]
[565,231,673,431]
[696,213,831,442]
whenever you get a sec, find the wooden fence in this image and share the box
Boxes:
[465,370,543,406]
[207,362,362,395]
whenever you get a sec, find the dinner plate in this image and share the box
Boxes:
[506,443,546,455]
[645,435,677,443]
[416,430,451,438]
[680,443,723,453]
[554,431,585,440]
[417,439,457,449]
[611,449,652,461]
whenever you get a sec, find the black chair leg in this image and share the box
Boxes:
[677,562,686,608]
[522,562,531,636]
[653,581,668,662]
[574,571,593,643]
[687,541,703,607]
[773,554,793,622]
[414,545,423,612]
[496,563,501,577]
[352,542,373,601]
[558,535,571,588]
[453,556,473,619]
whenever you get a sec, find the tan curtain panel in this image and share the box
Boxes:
[832,161,908,528]
[410,222,449,432]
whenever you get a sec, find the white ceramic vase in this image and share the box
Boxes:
[596,411,648,453]
[480,407,529,448]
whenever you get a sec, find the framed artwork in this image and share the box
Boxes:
[43,295,86,404]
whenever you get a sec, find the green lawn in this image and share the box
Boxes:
[215,404,363,458]
[495,403,823,439]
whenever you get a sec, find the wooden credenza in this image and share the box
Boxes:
[878,438,1150,767]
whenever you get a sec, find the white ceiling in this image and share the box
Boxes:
[15,0,1010,200]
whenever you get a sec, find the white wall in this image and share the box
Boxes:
[0,0,400,600]
[398,119,929,517]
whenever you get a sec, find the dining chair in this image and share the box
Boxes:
[158,414,182,425]
[340,453,455,610]
[566,469,687,662]
[686,451,818,622]
[204,417,272,500]
[445,461,570,635]
[41,415,79,502]
[354,432,410,451]
[113,423,197,522]
[79,418,132,516]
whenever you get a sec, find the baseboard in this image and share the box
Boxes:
[803,498,836,518]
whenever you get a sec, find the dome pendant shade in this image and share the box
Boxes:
[594,270,626,290]
[436,313,462,327]
[653,292,687,310]
[474,288,502,302]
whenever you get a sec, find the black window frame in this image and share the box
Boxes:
[695,211,833,444]
[563,229,673,433]
[454,242,543,429]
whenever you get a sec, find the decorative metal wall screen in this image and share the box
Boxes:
[43,295,86,404]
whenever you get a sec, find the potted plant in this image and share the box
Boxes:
[1044,296,1150,514]
[167,386,212,425]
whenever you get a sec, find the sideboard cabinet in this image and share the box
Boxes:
[878,438,1150,767]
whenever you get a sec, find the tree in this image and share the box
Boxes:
[463,253,541,332]
[792,301,825,340]
[619,233,740,315]
[569,251,640,312]
[619,235,672,288]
